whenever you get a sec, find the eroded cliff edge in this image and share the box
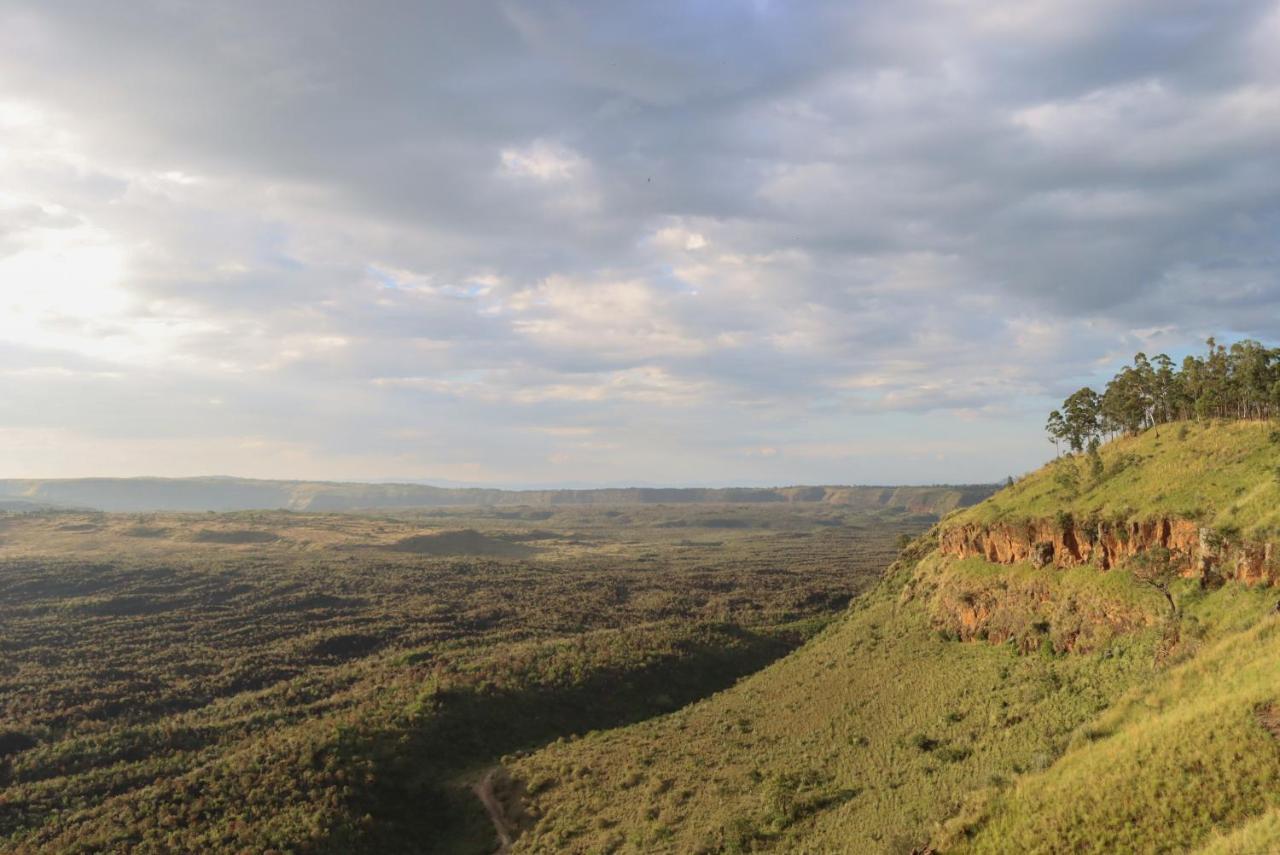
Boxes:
[939,515,1279,586]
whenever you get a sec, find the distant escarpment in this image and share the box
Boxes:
[939,515,1278,587]
[0,478,996,515]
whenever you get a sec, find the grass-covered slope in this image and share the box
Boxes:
[505,423,1280,853]
[952,420,1280,536]
[506,556,1161,853]
[951,587,1280,853]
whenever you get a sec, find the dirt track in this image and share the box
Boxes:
[472,768,516,854]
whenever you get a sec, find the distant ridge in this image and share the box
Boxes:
[0,477,997,515]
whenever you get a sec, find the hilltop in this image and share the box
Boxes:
[497,421,1280,853]
[0,477,994,515]
[953,419,1280,537]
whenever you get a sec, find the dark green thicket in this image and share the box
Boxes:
[332,624,795,853]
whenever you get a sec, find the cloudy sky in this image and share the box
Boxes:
[1,1,1278,486]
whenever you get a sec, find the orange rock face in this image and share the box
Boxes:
[938,516,1278,586]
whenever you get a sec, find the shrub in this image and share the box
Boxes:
[1053,462,1081,497]
[1088,443,1105,481]
[910,733,940,752]
[937,746,972,763]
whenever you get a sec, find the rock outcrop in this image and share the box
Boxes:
[926,572,1153,654]
[939,516,1279,586]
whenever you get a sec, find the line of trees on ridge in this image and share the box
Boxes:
[1046,337,1280,454]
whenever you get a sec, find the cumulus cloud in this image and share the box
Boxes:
[0,0,1277,484]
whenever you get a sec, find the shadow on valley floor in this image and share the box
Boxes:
[319,624,803,854]
[0,505,923,853]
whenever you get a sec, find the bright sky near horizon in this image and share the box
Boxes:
[1,1,1279,486]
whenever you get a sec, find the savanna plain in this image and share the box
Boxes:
[0,500,938,853]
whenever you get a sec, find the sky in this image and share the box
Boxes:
[1,1,1279,487]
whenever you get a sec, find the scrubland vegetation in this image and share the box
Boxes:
[506,557,1161,853]
[953,587,1280,853]
[501,419,1280,853]
[0,504,922,853]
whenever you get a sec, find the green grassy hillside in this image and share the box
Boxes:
[504,424,1280,853]
[952,420,1280,537]
[506,561,1160,852]
[951,590,1280,853]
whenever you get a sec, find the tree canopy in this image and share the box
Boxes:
[1047,338,1280,452]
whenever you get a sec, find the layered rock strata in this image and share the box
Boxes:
[939,517,1277,585]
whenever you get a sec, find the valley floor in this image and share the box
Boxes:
[0,504,921,853]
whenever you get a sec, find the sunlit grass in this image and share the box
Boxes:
[955,594,1280,853]
[508,564,1159,853]
[952,420,1280,537]
[510,481,1280,853]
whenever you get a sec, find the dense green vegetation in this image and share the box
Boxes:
[1047,337,1280,453]
[0,504,924,853]
[501,421,1280,853]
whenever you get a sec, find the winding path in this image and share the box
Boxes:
[472,767,516,855]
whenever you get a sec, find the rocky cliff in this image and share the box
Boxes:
[921,565,1155,653]
[939,516,1278,586]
